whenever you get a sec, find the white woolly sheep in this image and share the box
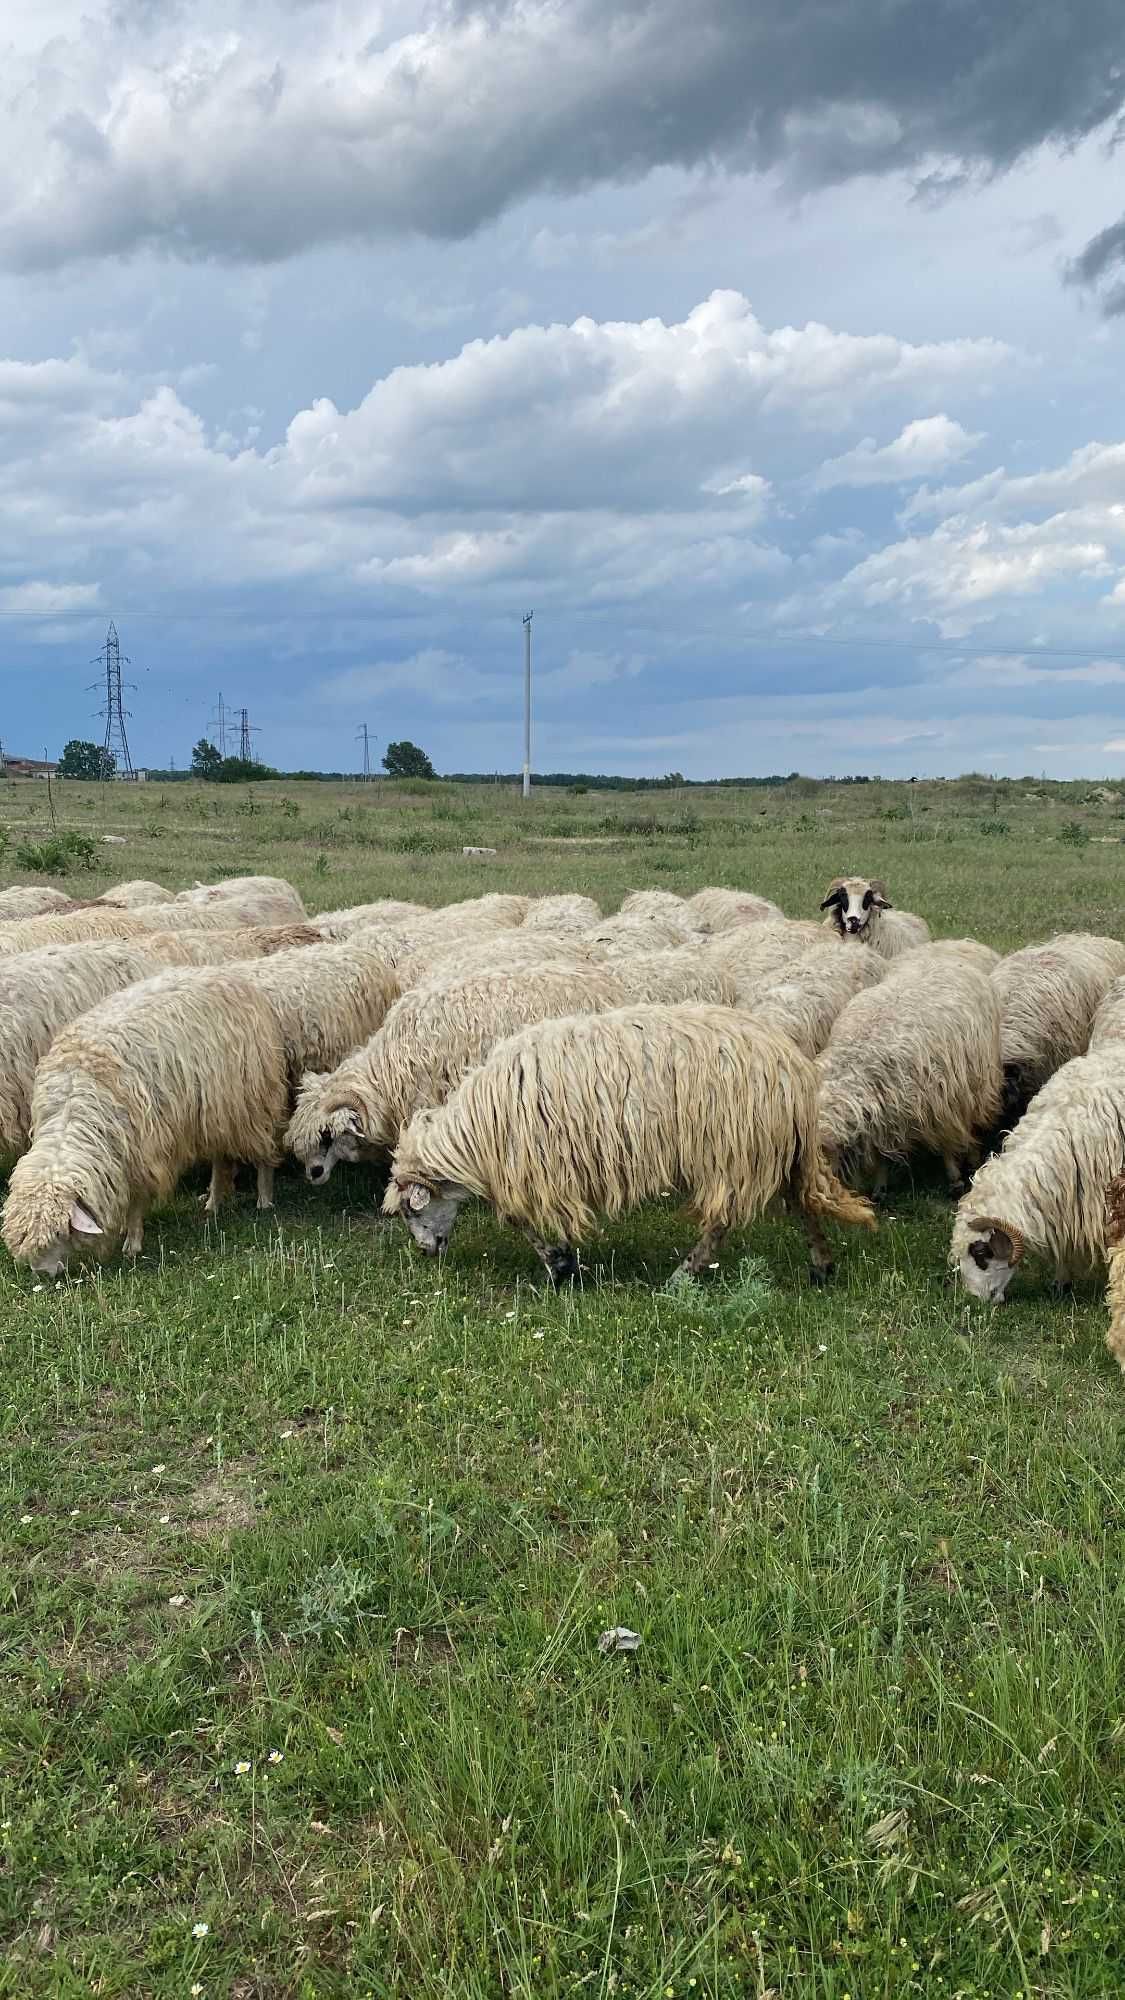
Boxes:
[687,887,785,932]
[0,908,142,957]
[605,950,740,1007]
[383,1003,876,1286]
[618,889,690,924]
[1090,974,1125,1051]
[522,894,602,934]
[897,938,1001,977]
[312,900,427,939]
[745,944,885,1059]
[819,877,931,959]
[0,887,74,920]
[394,929,591,991]
[817,956,1002,1196]
[1101,1176,1125,1377]
[175,875,306,920]
[432,893,529,929]
[2,967,290,1274]
[704,920,827,999]
[0,941,169,1157]
[144,923,322,964]
[991,933,1125,1124]
[951,1045,1125,1304]
[98,881,174,908]
[287,962,625,1182]
[238,939,401,1081]
[586,913,695,956]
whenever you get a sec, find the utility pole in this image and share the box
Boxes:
[356,722,372,780]
[237,707,257,761]
[0,739,6,778]
[522,610,533,800]
[90,621,136,778]
[212,690,227,757]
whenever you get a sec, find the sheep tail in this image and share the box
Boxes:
[803,1153,878,1233]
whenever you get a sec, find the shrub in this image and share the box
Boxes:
[979,818,1010,837]
[15,830,97,875]
[1058,820,1090,851]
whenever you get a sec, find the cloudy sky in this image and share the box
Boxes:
[3,0,1125,779]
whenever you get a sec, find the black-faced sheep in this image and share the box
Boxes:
[383,1003,875,1287]
[819,877,930,958]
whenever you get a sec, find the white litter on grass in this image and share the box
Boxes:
[598,1627,642,1655]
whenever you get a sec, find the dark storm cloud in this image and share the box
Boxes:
[2,0,1123,267]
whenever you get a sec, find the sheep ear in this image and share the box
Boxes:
[820,880,846,911]
[868,879,892,909]
[1107,1176,1125,1247]
[407,1183,431,1213]
[343,1110,364,1137]
[69,1202,102,1237]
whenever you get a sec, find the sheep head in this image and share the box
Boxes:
[956,1215,1025,1303]
[1,1173,114,1277]
[820,877,891,941]
[383,1173,470,1255]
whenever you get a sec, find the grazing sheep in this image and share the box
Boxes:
[898,938,1001,977]
[1101,1176,1125,1377]
[618,889,690,924]
[98,881,174,908]
[817,957,1001,1195]
[384,1004,875,1286]
[819,877,930,959]
[0,942,169,1157]
[175,874,306,920]
[951,1046,1125,1304]
[587,914,695,956]
[238,940,401,1080]
[523,894,602,934]
[312,900,427,939]
[991,933,1125,1124]
[745,944,885,1059]
[2,968,289,1274]
[0,886,74,920]
[687,887,784,932]
[606,950,739,1007]
[287,963,624,1182]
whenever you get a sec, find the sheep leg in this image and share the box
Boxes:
[527,1232,579,1287]
[204,1158,235,1213]
[256,1162,276,1211]
[670,1224,728,1284]
[942,1150,969,1199]
[122,1198,146,1260]
[792,1200,835,1287]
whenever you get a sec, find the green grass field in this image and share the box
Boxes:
[0,773,1123,1999]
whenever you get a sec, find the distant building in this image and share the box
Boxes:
[5,756,57,778]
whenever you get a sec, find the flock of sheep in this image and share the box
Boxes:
[2,867,1125,1379]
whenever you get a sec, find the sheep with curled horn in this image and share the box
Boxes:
[383,1003,875,1288]
[819,876,930,959]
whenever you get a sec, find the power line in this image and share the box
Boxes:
[356,722,372,780]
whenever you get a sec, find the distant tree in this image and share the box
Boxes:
[191,738,223,779]
[58,739,115,781]
[383,740,435,780]
[214,756,278,784]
